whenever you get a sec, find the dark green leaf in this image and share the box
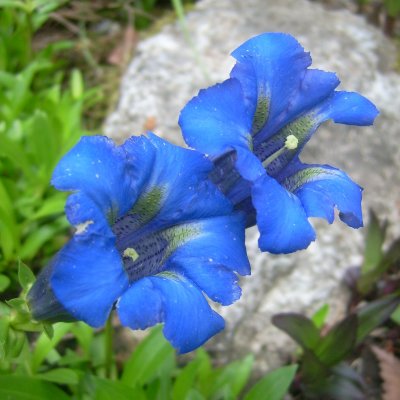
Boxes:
[244,364,298,400]
[314,315,357,366]
[361,210,386,274]
[272,313,320,350]
[301,350,331,384]
[0,375,70,400]
[357,294,400,344]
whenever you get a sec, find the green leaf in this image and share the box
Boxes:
[87,376,146,400]
[70,69,84,99]
[172,358,201,400]
[19,225,58,259]
[361,210,386,274]
[43,323,54,339]
[121,326,175,387]
[18,260,36,290]
[31,322,71,373]
[0,274,11,292]
[356,294,400,344]
[272,313,320,351]
[37,368,79,385]
[314,315,357,366]
[244,364,298,400]
[210,354,253,398]
[391,304,400,325]
[311,304,330,329]
[31,192,66,220]
[0,375,70,399]
[0,316,10,358]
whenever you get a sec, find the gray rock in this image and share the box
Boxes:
[105,0,400,373]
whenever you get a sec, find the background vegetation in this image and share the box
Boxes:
[0,1,399,399]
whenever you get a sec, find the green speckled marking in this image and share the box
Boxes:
[131,186,165,223]
[123,247,139,262]
[252,91,269,135]
[163,224,201,257]
[283,167,337,192]
[107,205,119,225]
[277,116,314,145]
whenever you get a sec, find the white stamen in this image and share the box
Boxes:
[75,220,94,234]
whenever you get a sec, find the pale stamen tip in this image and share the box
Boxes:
[285,135,299,150]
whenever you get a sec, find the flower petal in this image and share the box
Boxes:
[282,163,363,228]
[315,91,379,126]
[118,273,225,353]
[52,136,137,221]
[117,278,163,330]
[231,33,312,136]
[154,273,225,353]
[65,192,113,239]
[179,79,252,156]
[170,214,250,276]
[252,69,339,146]
[252,174,316,253]
[50,236,129,327]
[175,260,241,306]
[120,134,232,232]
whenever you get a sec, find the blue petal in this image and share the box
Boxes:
[252,174,316,253]
[282,163,363,228]
[153,273,225,353]
[118,273,225,353]
[50,236,129,327]
[315,91,379,126]
[179,79,252,156]
[117,278,163,330]
[252,69,339,146]
[174,260,241,306]
[231,33,312,136]
[122,134,233,230]
[52,136,137,221]
[65,192,114,239]
[170,214,250,276]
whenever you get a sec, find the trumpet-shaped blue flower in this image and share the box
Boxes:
[179,33,379,254]
[28,134,250,353]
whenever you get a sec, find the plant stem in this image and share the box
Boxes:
[104,314,113,379]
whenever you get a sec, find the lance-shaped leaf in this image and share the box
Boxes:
[272,313,320,351]
[314,315,357,366]
[356,294,400,345]
[244,364,298,400]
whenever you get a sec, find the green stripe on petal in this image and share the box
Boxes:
[252,90,270,135]
[282,167,335,192]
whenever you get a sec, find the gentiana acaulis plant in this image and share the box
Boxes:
[28,33,378,353]
[180,32,379,254]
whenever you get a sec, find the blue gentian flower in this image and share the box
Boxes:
[28,134,250,353]
[179,33,379,254]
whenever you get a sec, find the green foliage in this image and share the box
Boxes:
[0,2,101,276]
[272,293,400,399]
[357,210,400,295]
[244,364,298,400]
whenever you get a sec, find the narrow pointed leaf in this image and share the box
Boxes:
[272,313,320,350]
[356,294,400,344]
[244,364,298,400]
[314,315,357,366]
